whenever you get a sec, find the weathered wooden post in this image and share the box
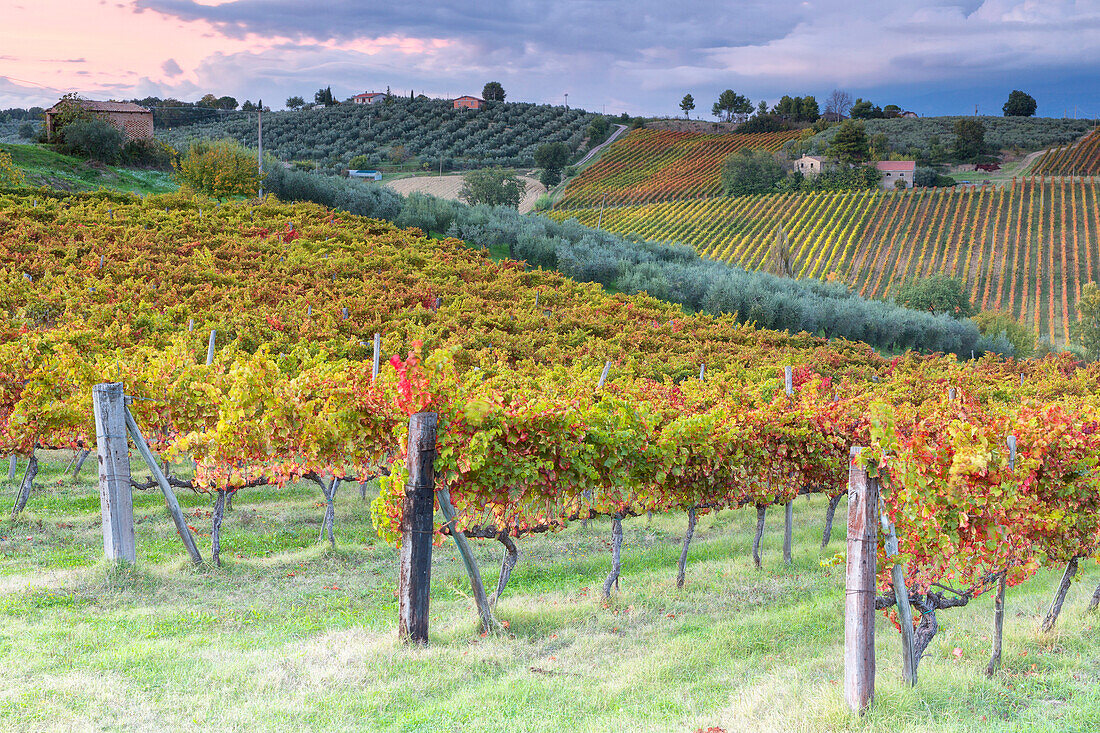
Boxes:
[372,333,381,382]
[398,412,438,644]
[124,403,203,565]
[880,503,916,686]
[845,446,878,714]
[92,383,136,563]
[7,456,16,481]
[987,435,1015,675]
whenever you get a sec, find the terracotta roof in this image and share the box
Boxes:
[875,160,916,172]
[798,155,826,161]
[352,92,384,98]
[45,99,150,114]
[454,96,485,102]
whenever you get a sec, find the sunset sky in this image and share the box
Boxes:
[3,0,1100,117]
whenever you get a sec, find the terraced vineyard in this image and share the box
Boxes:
[554,128,802,209]
[1033,126,1100,175]
[549,178,1100,345]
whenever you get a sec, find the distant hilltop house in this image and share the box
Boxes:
[351,92,385,105]
[44,99,153,142]
[875,160,916,189]
[348,169,382,181]
[899,110,919,119]
[795,155,827,176]
[453,95,485,110]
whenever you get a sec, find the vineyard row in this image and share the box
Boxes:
[549,177,1100,346]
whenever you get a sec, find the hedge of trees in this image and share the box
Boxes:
[262,164,1006,358]
[795,116,1097,160]
[159,98,595,172]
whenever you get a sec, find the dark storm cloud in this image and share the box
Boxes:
[135,0,807,63]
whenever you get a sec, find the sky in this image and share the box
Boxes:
[2,0,1100,118]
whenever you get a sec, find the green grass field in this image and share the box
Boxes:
[1,143,177,195]
[1,452,1098,732]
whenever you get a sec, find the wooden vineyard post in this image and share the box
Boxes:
[988,435,1015,675]
[398,412,438,644]
[880,502,916,686]
[372,333,381,382]
[123,403,203,566]
[784,366,794,565]
[597,361,612,389]
[845,446,878,714]
[437,486,495,633]
[7,456,16,481]
[92,383,136,564]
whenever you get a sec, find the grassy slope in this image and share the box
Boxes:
[2,452,1098,732]
[1,143,177,195]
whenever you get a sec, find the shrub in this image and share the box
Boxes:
[973,310,1035,358]
[122,138,175,168]
[721,149,785,196]
[174,139,262,199]
[57,118,123,163]
[0,150,26,187]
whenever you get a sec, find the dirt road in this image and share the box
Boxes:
[384,173,544,213]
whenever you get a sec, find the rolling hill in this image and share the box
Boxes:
[549,177,1100,346]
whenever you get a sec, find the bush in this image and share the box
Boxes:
[972,310,1034,358]
[0,150,26,187]
[174,139,261,199]
[57,118,123,163]
[122,138,175,168]
[532,194,553,212]
[721,149,786,196]
[737,114,795,134]
[18,122,36,140]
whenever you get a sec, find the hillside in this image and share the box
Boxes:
[553,128,802,209]
[0,143,176,194]
[1033,126,1100,175]
[549,178,1100,346]
[157,98,595,171]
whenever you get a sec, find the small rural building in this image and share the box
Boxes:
[351,92,385,105]
[795,155,826,176]
[453,96,485,110]
[348,169,383,181]
[876,160,916,189]
[899,111,919,119]
[45,99,153,142]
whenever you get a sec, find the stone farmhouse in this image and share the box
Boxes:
[794,155,826,176]
[875,160,916,189]
[45,99,153,142]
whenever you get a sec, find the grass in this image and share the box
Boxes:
[1,452,1099,732]
[1,143,178,195]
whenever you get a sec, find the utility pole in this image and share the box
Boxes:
[257,98,264,199]
[564,93,569,110]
